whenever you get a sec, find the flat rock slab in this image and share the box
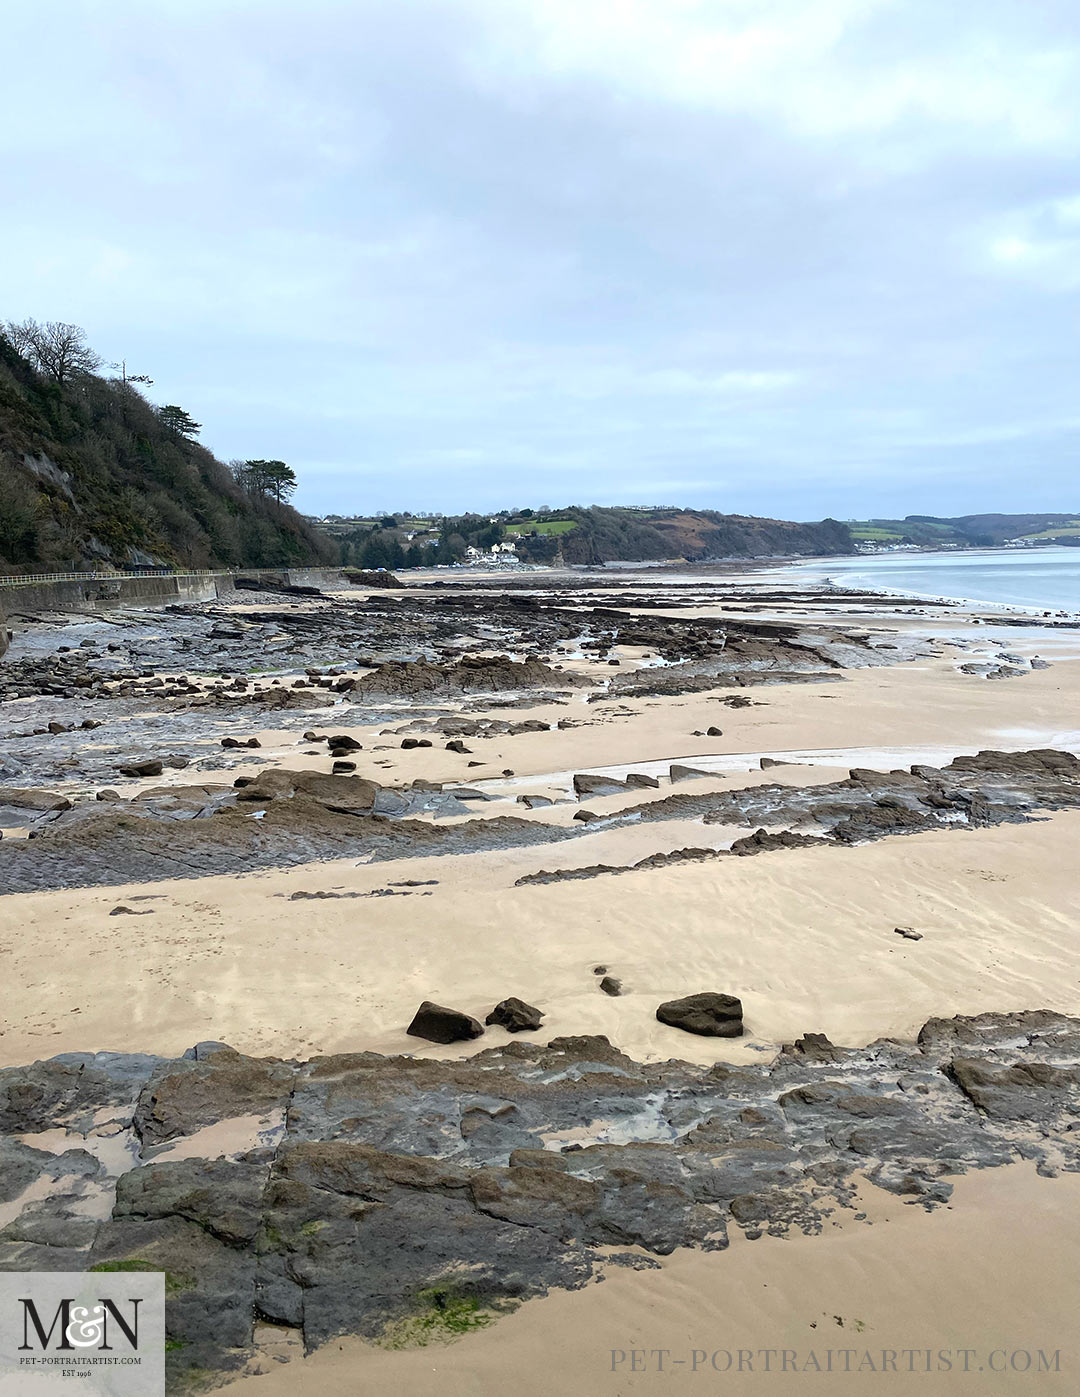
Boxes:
[1,1012,1080,1381]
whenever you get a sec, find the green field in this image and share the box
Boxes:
[850,525,905,541]
[505,519,577,535]
[1023,523,1080,539]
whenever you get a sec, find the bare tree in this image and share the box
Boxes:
[2,318,101,383]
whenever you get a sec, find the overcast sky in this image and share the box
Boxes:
[3,0,1079,520]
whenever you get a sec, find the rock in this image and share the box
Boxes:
[445,740,471,754]
[95,789,121,802]
[783,1032,844,1063]
[326,734,362,751]
[406,1001,485,1044]
[656,992,744,1037]
[400,738,432,750]
[759,757,790,769]
[599,976,622,997]
[343,569,404,588]
[234,769,379,813]
[729,828,828,855]
[354,655,591,700]
[707,726,723,737]
[669,764,712,782]
[109,905,152,916]
[0,788,72,812]
[625,772,660,789]
[573,810,602,823]
[116,759,164,778]
[486,998,544,1032]
[573,773,629,797]
[948,1057,1080,1121]
[332,761,356,774]
[134,1050,294,1147]
[894,925,923,941]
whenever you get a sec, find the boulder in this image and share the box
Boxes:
[486,998,544,1033]
[326,734,363,751]
[406,1001,484,1044]
[656,992,744,1037]
[116,760,164,778]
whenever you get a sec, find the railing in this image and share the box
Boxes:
[0,569,233,587]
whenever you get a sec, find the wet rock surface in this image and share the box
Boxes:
[3,747,1076,893]
[1,1014,1078,1381]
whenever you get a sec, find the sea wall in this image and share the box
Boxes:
[0,572,233,617]
[0,568,356,620]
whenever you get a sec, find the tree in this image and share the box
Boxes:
[2,318,101,383]
[237,459,297,505]
[158,405,202,437]
[110,360,153,385]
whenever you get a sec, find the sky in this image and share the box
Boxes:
[2,0,1079,521]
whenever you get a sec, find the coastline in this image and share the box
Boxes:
[1,557,1079,1390]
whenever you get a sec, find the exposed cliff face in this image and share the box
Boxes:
[0,338,333,571]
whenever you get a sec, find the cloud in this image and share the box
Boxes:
[0,0,1077,518]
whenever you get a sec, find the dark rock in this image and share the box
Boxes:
[117,759,164,778]
[599,976,622,996]
[326,734,363,751]
[656,992,744,1037]
[406,1001,485,1044]
[486,998,544,1032]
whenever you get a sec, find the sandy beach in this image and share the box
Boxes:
[1,565,1079,1392]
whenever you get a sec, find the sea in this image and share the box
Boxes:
[784,545,1080,614]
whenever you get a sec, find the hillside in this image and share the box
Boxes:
[850,513,1080,549]
[326,506,855,569]
[0,332,332,572]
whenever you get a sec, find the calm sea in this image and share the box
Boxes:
[787,546,1080,613]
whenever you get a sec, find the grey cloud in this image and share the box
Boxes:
[1,0,1077,517]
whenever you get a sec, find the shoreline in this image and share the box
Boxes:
[1,558,1079,1390]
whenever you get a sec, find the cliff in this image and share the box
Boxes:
[0,336,332,572]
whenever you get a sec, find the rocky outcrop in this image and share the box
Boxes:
[2,748,1077,895]
[343,570,404,588]
[353,655,591,700]
[2,1014,1079,1382]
